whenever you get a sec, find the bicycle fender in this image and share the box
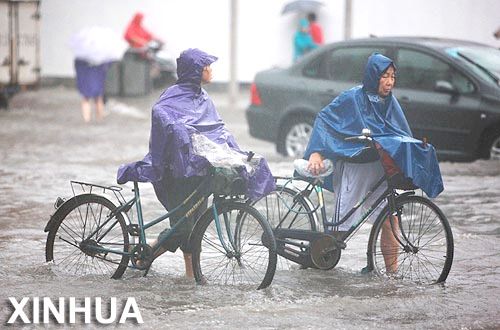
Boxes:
[44,193,123,232]
[187,205,217,245]
[398,191,416,198]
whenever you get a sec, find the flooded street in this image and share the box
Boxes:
[1,86,499,329]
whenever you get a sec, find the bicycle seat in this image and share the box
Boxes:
[293,159,334,178]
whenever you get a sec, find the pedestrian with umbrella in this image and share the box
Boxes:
[293,18,318,62]
[69,27,127,123]
[282,1,324,61]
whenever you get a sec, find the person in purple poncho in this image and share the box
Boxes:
[117,48,275,278]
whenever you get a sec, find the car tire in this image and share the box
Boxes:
[481,128,500,160]
[277,115,315,157]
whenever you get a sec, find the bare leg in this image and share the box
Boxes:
[184,253,194,278]
[140,239,193,278]
[95,96,104,121]
[81,98,91,123]
[381,216,399,273]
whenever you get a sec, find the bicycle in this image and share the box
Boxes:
[44,168,277,289]
[253,129,454,284]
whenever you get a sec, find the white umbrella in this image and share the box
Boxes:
[69,26,128,65]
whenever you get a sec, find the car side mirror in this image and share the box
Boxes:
[434,80,458,94]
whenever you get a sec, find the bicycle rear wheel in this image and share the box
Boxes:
[45,194,130,279]
[252,185,318,270]
[252,185,318,231]
[191,201,277,289]
[367,195,453,284]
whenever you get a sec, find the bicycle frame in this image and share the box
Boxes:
[78,176,239,261]
[323,174,392,240]
[276,161,413,245]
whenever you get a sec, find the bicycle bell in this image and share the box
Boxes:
[362,128,372,137]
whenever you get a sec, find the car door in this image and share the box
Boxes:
[393,48,482,160]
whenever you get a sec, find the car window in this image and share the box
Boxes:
[303,55,326,79]
[396,49,475,93]
[445,46,500,87]
[326,47,389,83]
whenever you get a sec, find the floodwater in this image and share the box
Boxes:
[1,87,499,329]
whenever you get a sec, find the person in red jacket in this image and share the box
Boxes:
[307,12,324,45]
[124,12,158,49]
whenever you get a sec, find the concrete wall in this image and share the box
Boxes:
[351,0,499,44]
[40,0,500,83]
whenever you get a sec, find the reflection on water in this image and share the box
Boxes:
[0,88,499,328]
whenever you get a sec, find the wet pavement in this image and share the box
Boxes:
[1,86,500,329]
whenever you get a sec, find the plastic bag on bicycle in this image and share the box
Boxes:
[192,133,256,195]
[191,134,260,172]
[210,166,247,195]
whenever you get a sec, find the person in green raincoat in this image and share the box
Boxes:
[293,18,318,62]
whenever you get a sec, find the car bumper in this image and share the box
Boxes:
[245,105,280,142]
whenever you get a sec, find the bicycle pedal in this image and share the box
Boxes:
[143,264,152,277]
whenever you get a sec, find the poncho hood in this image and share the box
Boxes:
[299,18,309,30]
[124,12,152,49]
[176,48,218,86]
[362,52,395,94]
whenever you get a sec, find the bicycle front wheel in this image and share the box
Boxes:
[45,194,130,279]
[191,201,277,289]
[367,195,453,284]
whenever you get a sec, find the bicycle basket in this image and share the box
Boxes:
[211,166,247,196]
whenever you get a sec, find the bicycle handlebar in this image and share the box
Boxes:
[344,128,374,144]
[344,135,372,142]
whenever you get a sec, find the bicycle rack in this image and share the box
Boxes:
[69,180,138,240]
[70,180,127,206]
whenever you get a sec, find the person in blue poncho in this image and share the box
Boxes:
[294,18,318,62]
[117,49,275,277]
[304,53,444,273]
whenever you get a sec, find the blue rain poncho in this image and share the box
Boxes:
[117,49,275,206]
[304,53,444,198]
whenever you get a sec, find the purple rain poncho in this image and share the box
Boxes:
[117,48,275,206]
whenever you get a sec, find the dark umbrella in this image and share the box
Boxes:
[281,0,324,15]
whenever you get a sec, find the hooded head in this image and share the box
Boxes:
[131,12,144,25]
[176,48,218,85]
[362,53,396,94]
[299,18,309,32]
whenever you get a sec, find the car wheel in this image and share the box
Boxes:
[488,132,500,160]
[277,116,314,157]
[481,127,500,160]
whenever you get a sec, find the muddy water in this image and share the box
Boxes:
[0,87,499,329]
